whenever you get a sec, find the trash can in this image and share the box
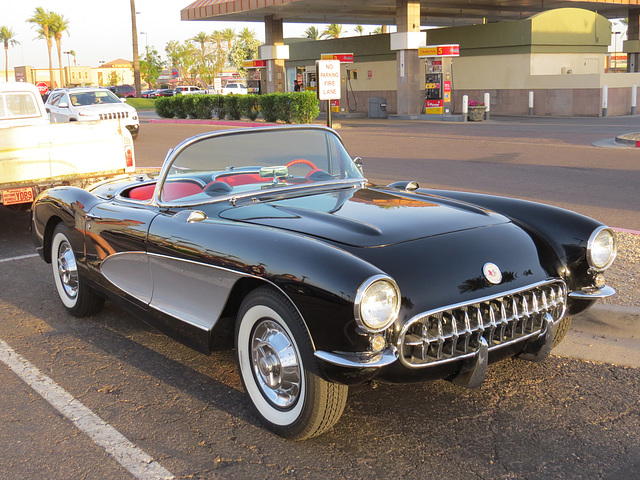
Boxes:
[368,97,388,118]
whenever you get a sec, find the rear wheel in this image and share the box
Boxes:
[51,223,104,317]
[235,286,348,440]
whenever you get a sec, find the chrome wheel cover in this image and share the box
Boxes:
[251,319,301,409]
[56,240,78,300]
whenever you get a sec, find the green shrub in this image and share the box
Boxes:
[258,94,279,123]
[225,95,242,120]
[192,94,213,119]
[290,91,320,124]
[181,95,197,118]
[155,97,173,118]
[275,93,293,123]
[169,95,187,119]
[238,95,259,121]
[211,95,226,120]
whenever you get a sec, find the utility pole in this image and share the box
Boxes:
[130,0,142,97]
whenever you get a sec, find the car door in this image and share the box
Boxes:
[83,202,160,306]
[46,92,68,122]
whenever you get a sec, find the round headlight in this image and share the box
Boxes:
[355,275,400,332]
[587,227,617,270]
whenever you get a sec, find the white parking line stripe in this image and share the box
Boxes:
[0,338,175,480]
[0,253,38,263]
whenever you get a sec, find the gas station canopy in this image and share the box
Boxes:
[181,0,636,25]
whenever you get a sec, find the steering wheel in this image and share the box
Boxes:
[286,159,319,171]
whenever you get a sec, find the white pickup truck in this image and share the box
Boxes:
[0,82,135,210]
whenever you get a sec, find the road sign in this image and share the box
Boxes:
[36,82,48,95]
[315,60,341,101]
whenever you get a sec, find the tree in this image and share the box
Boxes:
[190,31,210,63]
[372,26,385,35]
[322,24,343,39]
[107,70,121,86]
[0,26,19,82]
[165,40,199,85]
[354,25,364,36]
[304,26,320,40]
[221,28,236,52]
[50,13,70,87]
[139,47,164,88]
[27,7,56,88]
[229,28,260,75]
[210,30,227,75]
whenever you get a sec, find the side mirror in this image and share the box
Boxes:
[120,98,127,103]
[59,102,69,108]
[354,156,364,175]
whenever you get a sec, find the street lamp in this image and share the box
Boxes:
[63,51,72,85]
[140,32,149,87]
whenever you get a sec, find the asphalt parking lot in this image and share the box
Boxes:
[1,117,640,479]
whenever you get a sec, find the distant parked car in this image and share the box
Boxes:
[174,85,203,95]
[221,82,248,95]
[154,89,175,97]
[45,87,139,139]
[108,85,137,98]
[141,89,157,98]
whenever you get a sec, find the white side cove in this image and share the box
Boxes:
[101,252,243,331]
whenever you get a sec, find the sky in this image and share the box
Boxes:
[3,1,379,70]
[4,1,627,71]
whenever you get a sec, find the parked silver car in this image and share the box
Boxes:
[45,88,139,139]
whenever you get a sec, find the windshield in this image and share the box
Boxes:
[70,90,121,106]
[159,127,363,204]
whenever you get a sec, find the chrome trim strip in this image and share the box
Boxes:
[568,285,616,299]
[314,348,398,368]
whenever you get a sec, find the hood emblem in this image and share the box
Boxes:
[483,263,502,285]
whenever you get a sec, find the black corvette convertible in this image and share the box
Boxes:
[32,125,617,440]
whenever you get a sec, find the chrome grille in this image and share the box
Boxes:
[398,280,567,368]
[99,111,129,120]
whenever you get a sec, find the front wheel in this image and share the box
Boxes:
[235,286,348,440]
[552,316,572,348]
[51,223,104,317]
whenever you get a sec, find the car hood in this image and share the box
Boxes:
[219,186,511,247]
[76,104,135,115]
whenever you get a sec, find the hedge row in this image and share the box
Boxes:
[155,91,320,124]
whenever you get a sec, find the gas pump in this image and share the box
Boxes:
[419,44,459,116]
[246,69,262,94]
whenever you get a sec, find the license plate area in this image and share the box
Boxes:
[2,187,35,205]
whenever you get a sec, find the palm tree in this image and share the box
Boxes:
[304,26,320,40]
[0,26,19,82]
[322,24,343,39]
[210,30,226,74]
[372,26,385,35]
[354,25,364,36]
[50,13,70,87]
[27,7,56,88]
[190,31,210,61]
[221,28,236,52]
[237,27,257,45]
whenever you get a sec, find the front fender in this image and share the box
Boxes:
[146,213,386,353]
[413,188,605,291]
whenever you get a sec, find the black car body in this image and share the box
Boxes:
[32,125,617,440]
[154,89,175,97]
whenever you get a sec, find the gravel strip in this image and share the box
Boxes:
[600,231,640,308]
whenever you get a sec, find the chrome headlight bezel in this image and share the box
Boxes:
[354,275,401,333]
[587,226,617,270]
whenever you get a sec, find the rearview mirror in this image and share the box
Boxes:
[259,166,289,178]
